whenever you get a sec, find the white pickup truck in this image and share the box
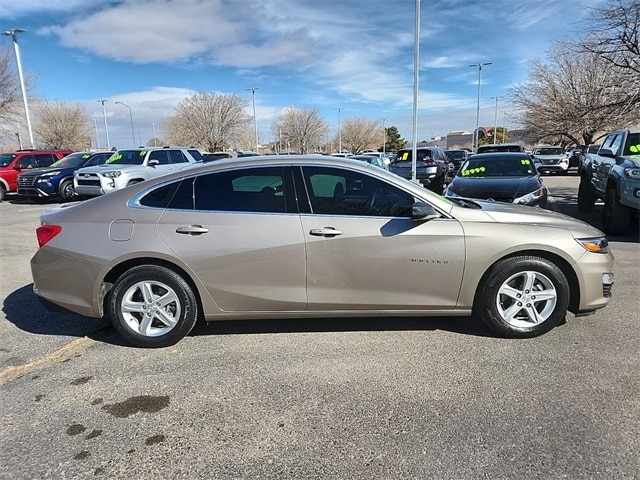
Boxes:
[74,147,203,197]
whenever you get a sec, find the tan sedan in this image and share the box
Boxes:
[31,156,614,347]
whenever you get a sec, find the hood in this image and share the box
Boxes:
[19,166,74,177]
[623,155,640,167]
[474,199,603,235]
[448,176,541,199]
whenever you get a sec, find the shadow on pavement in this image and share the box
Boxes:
[4,285,497,346]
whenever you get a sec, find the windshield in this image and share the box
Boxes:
[106,150,146,165]
[49,152,87,168]
[458,156,536,177]
[0,154,17,168]
[624,133,640,156]
[446,151,466,160]
[533,147,563,155]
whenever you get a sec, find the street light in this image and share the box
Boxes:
[469,62,492,152]
[490,96,499,144]
[115,101,136,147]
[97,100,110,150]
[382,117,388,156]
[411,0,421,182]
[247,87,260,153]
[3,28,34,149]
[93,119,100,150]
[336,107,343,154]
[150,122,157,146]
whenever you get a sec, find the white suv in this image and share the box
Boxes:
[74,147,203,196]
[531,146,569,174]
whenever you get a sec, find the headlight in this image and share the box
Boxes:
[514,186,547,205]
[102,171,122,178]
[576,237,609,254]
[624,167,640,180]
[39,171,61,178]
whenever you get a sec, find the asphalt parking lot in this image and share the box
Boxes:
[1,174,639,479]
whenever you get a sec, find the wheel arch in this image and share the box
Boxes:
[102,257,206,320]
[473,249,580,314]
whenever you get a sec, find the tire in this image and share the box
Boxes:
[577,177,596,212]
[0,185,5,202]
[59,179,76,201]
[108,265,198,348]
[603,187,631,235]
[475,256,569,338]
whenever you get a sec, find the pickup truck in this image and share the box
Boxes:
[577,128,640,234]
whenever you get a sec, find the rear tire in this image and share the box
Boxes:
[0,185,5,202]
[475,256,569,338]
[603,187,631,235]
[108,265,198,348]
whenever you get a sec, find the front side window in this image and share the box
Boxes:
[301,166,414,217]
[16,155,37,169]
[148,150,170,165]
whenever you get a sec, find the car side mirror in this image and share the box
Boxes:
[412,201,440,221]
[598,148,615,158]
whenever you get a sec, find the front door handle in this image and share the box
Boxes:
[310,227,343,237]
[176,225,209,235]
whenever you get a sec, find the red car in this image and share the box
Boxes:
[0,149,72,202]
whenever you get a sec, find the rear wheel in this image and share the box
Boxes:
[577,177,596,212]
[0,185,5,202]
[603,187,631,235]
[475,256,569,338]
[108,265,198,348]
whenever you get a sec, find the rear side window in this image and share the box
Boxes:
[168,150,188,164]
[188,149,203,162]
[35,154,57,167]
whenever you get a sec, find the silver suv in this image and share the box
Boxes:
[74,147,203,196]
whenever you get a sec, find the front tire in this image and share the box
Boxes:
[59,179,76,202]
[108,265,198,348]
[603,187,631,235]
[577,178,596,212]
[475,256,569,338]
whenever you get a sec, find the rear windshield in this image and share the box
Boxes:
[477,145,524,153]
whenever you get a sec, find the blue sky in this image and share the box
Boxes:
[1,0,601,149]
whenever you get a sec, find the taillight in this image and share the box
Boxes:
[36,225,62,248]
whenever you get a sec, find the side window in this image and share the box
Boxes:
[607,134,623,156]
[188,149,203,162]
[148,150,170,165]
[168,150,188,164]
[139,179,194,209]
[302,166,414,217]
[193,167,289,213]
[16,155,36,169]
[35,154,56,167]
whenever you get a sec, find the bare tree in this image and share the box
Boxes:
[508,43,635,147]
[33,101,91,150]
[273,106,329,154]
[164,92,251,152]
[339,118,381,154]
[581,0,639,76]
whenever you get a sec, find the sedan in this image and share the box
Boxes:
[31,156,613,348]
[444,152,548,207]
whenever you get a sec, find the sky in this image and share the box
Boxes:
[0,0,602,150]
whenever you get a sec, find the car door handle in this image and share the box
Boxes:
[176,225,209,235]
[309,227,343,237]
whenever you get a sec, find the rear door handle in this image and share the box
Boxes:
[310,227,343,237]
[176,225,209,235]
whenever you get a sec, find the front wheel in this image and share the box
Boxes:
[603,187,631,235]
[475,256,569,338]
[108,265,199,348]
[577,178,596,212]
[59,179,77,201]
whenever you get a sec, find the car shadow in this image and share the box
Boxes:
[4,284,497,346]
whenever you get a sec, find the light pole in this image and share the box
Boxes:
[93,119,100,150]
[3,28,34,149]
[247,87,260,153]
[115,101,136,147]
[502,111,507,143]
[469,62,492,152]
[411,0,421,182]
[336,107,343,154]
[382,117,388,156]
[150,122,157,146]
[98,100,110,150]
[490,96,499,144]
